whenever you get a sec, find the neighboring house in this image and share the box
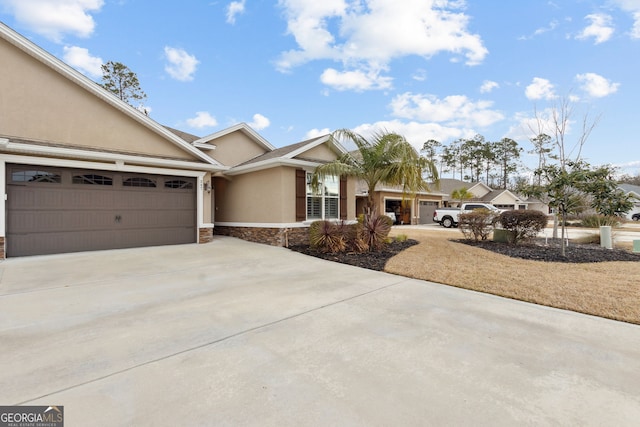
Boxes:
[435,178,547,212]
[355,182,445,225]
[209,131,356,246]
[618,184,640,219]
[0,23,355,258]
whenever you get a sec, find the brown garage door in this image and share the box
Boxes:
[418,201,439,224]
[6,164,197,257]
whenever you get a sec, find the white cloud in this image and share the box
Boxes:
[305,128,332,139]
[610,1,640,38]
[320,68,393,91]
[351,120,476,151]
[186,111,218,129]
[519,20,559,40]
[164,47,199,81]
[226,0,246,24]
[480,80,499,93]
[1,0,104,42]
[575,72,620,97]
[412,69,427,82]
[525,77,557,100]
[276,0,487,90]
[63,45,103,78]
[507,110,561,143]
[248,113,271,130]
[576,13,614,44]
[390,92,504,128]
[633,11,640,38]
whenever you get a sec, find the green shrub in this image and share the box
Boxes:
[459,208,498,241]
[395,234,408,242]
[580,214,620,228]
[498,210,548,244]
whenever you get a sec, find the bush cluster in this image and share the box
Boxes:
[580,214,620,228]
[458,208,498,241]
[498,210,548,244]
[309,213,393,253]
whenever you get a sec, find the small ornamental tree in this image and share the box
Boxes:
[498,210,548,244]
[458,208,498,241]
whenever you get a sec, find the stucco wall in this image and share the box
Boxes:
[215,167,357,224]
[492,192,521,206]
[208,132,268,167]
[0,36,195,160]
[298,143,338,162]
[214,167,296,223]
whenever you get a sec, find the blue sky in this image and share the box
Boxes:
[1,0,639,176]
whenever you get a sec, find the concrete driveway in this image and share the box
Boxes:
[1,237,639,426]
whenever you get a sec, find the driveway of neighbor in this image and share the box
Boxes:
[1,237,639,426]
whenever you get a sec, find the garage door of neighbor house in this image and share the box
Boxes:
[418,201,439,224]
[6,164,197,257]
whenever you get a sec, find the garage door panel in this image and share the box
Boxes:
[7,187,65,209]
[6,165,197,257]
[8,230,121,257]
[65,189,117,209]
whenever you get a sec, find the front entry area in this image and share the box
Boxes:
[6,164,197,257]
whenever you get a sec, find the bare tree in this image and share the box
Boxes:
[528,97,601,255]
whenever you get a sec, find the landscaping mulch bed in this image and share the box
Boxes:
[456,238,640,263]
[288,240,419,271]
[290,237,640,271]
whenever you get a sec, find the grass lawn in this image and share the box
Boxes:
[386,228,640,325]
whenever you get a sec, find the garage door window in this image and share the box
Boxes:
[73,174,113,185]
[123,177,156,187]
[165,179,193,189]
[11,170,61,183]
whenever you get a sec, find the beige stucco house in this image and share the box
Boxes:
[436,178,548,213]
[355,182,445,225]
[0,23,355,258]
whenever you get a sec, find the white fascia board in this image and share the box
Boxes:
[194,123,276,151]
[375,188,444,197]
[0,23,220,167]
[285,135,349,160]
[284,135,330,159]
[0,141,227,173]
[1,153,211,178]
[224,158,320,176]
[193,142,216,150]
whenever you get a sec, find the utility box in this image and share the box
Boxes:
[600,226,613,249]
[634,240,640,253]
[493,228,516,243]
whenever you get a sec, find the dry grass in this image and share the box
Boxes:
[386,228,640,325]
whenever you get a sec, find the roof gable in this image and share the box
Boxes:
[0,23,220,167]
[195,123,275,151]
[226,134,348,175]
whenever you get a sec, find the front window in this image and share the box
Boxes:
[306,172,339,220]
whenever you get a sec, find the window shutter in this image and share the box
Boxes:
[340,175,347,220]
[296,169,306,221]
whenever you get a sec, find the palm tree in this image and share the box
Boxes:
[312,129,438,215]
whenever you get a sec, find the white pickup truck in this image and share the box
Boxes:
[433,203,501,228]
